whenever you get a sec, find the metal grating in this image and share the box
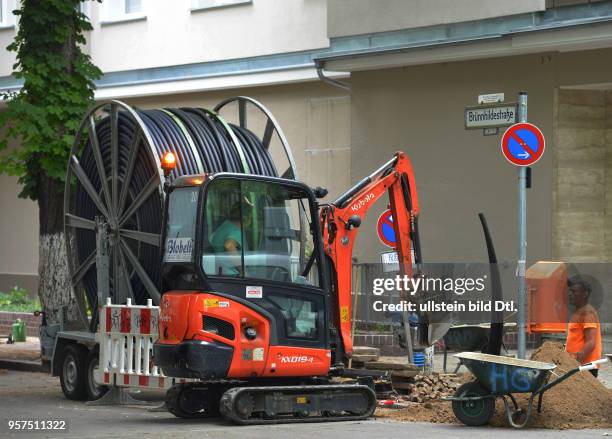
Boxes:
[203,316,235,340]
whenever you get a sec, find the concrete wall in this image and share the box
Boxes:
[0,174,38,295]
[348,48,612,264]
[327,0,545,38]
[552,89,612,262]
[85,0,328,74]
[608,93,612,262]
[0,0,330,77]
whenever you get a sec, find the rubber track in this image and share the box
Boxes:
[219,384,377,425]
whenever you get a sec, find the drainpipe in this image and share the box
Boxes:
[315,60,350,92]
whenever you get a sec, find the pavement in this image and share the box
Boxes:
[0,336,49,372]
[0,370,610,439]
[0,336,41,361]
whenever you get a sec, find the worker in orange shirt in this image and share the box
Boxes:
[566,276,602,377]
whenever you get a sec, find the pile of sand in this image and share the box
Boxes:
[376,401,457,424]
[377,341,612,429]
[490,341,611,429]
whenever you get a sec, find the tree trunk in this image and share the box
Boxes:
[37,176,83,328]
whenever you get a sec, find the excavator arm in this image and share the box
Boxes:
[320,152,421,357]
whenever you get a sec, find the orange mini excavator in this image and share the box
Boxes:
[153,151,421,423]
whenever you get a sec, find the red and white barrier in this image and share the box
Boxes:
[95,298,188,389]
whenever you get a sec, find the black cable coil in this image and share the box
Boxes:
[71,105,280,319]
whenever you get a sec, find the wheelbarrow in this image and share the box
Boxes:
[443,352,609,428]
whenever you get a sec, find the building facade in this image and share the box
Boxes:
[1,0,611,293]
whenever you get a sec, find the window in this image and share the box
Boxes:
[0,0,15,28]
[79,1,91,21]
[202,178,319,287]
[125,0,141,14]
[164,187,199,263]
[269,295,318,339]
[101,0,145,24]
[191,0,252,12]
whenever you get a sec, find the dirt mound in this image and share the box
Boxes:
[489,341,611,429]
[380,342,611,429]
[376,401,457,424]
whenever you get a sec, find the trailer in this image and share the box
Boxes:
[43,97,300,401]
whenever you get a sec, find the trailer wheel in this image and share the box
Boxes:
[86,349,108,401]
[452,382,495,426]
[59,344,88,400]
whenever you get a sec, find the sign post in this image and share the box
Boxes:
[500,92,546,359]
[468,91,544,359]
[516,92,528,360]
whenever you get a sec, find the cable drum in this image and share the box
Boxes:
[64,98,297,329]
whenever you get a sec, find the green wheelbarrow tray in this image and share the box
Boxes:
[443,352,609,428]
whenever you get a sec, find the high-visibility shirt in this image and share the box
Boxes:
[566,304,602,367]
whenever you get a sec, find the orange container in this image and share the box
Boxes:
[526,261,568,333]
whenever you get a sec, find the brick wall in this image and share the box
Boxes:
[354,332,404,355]
[502,329,541,350]
[354,329,542,355]
[0,312,41,337]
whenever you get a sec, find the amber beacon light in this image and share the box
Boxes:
[161,151,177,177]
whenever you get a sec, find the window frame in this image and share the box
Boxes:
[268,293,319,341]
[197,173,326,292]
[0,0,15,30]
[190,0,252,13]
[100,0,146,26]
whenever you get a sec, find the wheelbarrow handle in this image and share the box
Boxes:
[579,357,609,372]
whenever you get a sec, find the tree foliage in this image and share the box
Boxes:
[0,0,101,201]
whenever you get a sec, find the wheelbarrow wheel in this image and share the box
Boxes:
[452,382,495,426]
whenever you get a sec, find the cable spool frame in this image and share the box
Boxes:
[64,100,165,328]
[214,96,299,180]
[64,98,301,329]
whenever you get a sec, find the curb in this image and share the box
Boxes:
[0,358,49,373]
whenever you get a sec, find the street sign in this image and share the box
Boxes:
[501,122,545,166]
[380,249,416,273]
[478,93,504,104]
[465,103,517,129]
[377,209,396,248]
[380,251,399,273]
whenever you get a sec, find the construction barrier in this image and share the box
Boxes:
[95,298,187,389]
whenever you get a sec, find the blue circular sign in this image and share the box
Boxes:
[377,209,396,248]
[501,123,545,166]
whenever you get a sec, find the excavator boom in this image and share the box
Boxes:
[321,152,421,357]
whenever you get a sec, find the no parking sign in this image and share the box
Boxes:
[501,122,545,166]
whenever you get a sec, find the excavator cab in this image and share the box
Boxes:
[155,173,332,381]
[153,152,419,422]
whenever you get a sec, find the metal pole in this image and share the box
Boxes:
[96,217,110,305]
[517,92,528,359]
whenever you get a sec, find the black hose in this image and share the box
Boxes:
[72,105,280,312]
[479,213,503,356]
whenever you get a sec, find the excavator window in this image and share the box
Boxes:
[163,186,199,263]
[268,294,318,339]
[202,177,320,287]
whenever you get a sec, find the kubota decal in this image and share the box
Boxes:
[350,193,375,213]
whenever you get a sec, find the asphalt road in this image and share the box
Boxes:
[0,370,608,439]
